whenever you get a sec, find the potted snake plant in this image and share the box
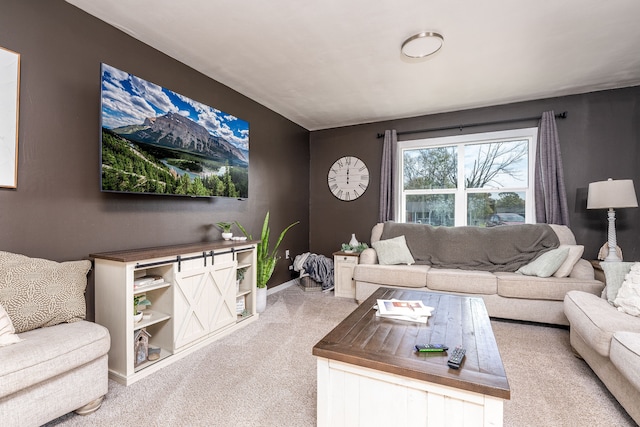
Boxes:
[236,212,298,312]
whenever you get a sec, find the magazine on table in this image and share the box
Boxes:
[375,299,434,323]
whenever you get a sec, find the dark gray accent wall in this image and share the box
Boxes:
[310,87,640,261]
[0,1,310,319]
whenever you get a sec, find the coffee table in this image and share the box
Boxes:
[312,287,510,427]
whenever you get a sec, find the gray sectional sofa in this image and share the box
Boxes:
[353,222,604,326]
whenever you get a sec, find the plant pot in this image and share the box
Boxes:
[222,232,233,240]
[133,312,143,323]
[256,286,267,313]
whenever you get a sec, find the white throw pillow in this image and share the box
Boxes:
[0,303,22,347]
[372,235,415,265]
[516,247,569,278]
[553,245,584,278]
[613,263,640,317]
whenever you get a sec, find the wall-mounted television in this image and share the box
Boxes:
[100,63,249,198]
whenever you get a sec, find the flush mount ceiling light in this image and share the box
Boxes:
[401,32,444,58]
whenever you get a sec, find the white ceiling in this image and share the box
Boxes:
[67,0,640,131]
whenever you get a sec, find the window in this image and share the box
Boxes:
[397,127,538,227]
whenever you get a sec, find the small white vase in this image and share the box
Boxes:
[222,232,233,240]
[256,286,267,313]
[349,233,359,247]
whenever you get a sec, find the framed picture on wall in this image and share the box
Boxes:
[0,46,20,189]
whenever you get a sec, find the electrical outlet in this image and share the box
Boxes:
[285,250,290,259]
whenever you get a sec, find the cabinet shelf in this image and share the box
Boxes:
[133,310,171,331]
[236,289,252,298]
[237,313,255,323]
[133,281,171,294]
[134,348,172,373]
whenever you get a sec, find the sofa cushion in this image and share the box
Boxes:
[426,269,497,294]
[497,273,604,301]
[0,304,22,347]
[610,331,640,390]
[516,247,569,277]
[553,245,585,278]
[564,290,640,357]
[548,224,577,245]
[0,320,110,398]
[569,259,596,280]
[0,251,91,333]
[353,264,429,288]
[372,235,415,265]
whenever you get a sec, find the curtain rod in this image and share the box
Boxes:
[376,111,568,139]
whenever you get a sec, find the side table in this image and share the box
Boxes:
[333,251,359,299]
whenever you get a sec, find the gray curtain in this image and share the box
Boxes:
[379,130,397,222]
[535,111,570,225]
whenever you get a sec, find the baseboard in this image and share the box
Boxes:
[267,278,299,295]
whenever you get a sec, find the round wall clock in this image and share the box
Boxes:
[327,156,369,201]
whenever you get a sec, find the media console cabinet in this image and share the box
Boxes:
[91,240,259,385]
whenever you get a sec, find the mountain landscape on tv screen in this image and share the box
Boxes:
[100,63,249,198]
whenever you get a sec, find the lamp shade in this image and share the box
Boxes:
[587,179,638,209]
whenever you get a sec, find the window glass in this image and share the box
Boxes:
[403,146,457,190]
[398,128,537,226]
[405,194,455,226]
[464,140,529,189]
[467,192,526,227]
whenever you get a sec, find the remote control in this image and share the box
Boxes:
[415,344,448,352]
[447,346,466,369]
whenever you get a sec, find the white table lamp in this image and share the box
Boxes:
[587,178,638,262]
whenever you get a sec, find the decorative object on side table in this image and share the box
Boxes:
[587,178,638,262]
[216,221,234,240]
[341,241,369,254]
[236,211,299,312]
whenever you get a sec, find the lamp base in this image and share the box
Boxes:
[598,242,623,262]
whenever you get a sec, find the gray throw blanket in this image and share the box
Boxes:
[380,222,559,272]
[293,252,334,290]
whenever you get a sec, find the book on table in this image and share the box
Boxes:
[376,299,434,323]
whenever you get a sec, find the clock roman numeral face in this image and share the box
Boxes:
[327,156,369,201]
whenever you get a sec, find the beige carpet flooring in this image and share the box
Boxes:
[46,286,636,426]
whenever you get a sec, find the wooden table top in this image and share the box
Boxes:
[312,287,511,400]
[90,240,260,263]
